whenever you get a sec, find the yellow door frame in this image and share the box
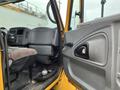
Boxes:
[61,0,83,89]
[64,0,73,32]
[0,50,4,90]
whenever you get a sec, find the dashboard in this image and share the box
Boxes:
[7,27,30,46]
[7,27,59,62]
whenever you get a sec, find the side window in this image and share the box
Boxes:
[84,0,120,22]
[84,0,101,22]
[70,0,80,30]
[58,0,67,27]
[104,0,120,17]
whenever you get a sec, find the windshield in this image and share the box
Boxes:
[0,0,58,29]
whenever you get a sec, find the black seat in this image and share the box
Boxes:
[28,27,60,64]
[7,27,60,82]
[10,55,35,73]
[7,27,36,75]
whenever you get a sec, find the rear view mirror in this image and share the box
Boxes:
[0,0,24,5]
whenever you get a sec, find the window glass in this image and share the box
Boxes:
[58,0,67,26]
[69,0,120,31]
[104,0,120,17]
[84,0,120,22]
[70,0,80,30]
[16,0,57,28]
[0,0,59,29]
[84,0,101,22]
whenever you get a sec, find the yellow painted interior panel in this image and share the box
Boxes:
[0,51,4,90]
[53,71,82,90]
[45,70,62,90]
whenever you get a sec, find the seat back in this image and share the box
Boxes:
[29,27,59,64]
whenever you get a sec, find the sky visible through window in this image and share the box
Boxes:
[84,0,120,22]
[18,0,120,28]
[25,0,67,26]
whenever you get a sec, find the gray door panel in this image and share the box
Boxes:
[63,14,120,90]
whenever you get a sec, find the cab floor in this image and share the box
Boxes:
[11,70,31,90]
[11,63,60,90]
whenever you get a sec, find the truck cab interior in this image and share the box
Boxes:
[0,0,64,90]
[5,26,61,90]
[2,0,120,90]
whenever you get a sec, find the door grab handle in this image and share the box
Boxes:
[74,44,89,59]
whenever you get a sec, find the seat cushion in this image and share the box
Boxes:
[9,47,37,72]
[9,47,37,60]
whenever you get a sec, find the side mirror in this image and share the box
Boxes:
[0,0,24,5]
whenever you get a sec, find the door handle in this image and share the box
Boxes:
[74,44,89,59]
